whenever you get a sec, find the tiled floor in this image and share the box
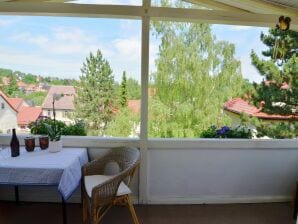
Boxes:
[0,201,294,224]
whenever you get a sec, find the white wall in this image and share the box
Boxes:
[0,99,17,133]
[147,139,298,204]
[42,109,73,124]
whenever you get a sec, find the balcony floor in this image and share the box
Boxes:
[0,201,294,224]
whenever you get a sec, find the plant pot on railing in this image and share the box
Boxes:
[48,139,62,153]
[44,123,62,153]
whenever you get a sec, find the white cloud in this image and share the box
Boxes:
[229,25,253,31]
[240,55,262,83]
[12,32,49,46]
[5,24,147,82]
[0,18,19,27]
[11,26,102,55]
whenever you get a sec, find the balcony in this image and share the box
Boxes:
[0,135,297,223]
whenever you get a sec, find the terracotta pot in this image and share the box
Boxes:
[39,136,49,150]
[25,137,35,152]
[48,140,62,153]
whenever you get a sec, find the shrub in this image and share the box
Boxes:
[29,118,86,136]
[200,125,252,139]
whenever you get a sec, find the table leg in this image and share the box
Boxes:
[294,182,298,220]
[14,186,19,205]
[62,197,67,224]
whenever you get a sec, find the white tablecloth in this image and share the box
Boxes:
[0,147,88,200]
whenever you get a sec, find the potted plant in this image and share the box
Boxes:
[45,93,63,153]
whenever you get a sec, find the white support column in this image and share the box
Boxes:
[139,0,150,204]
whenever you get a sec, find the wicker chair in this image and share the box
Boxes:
[81,147,140,224]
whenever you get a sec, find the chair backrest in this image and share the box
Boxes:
[104,147,140,187]
[104,147,140,173]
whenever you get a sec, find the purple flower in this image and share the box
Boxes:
[216,126,230,135]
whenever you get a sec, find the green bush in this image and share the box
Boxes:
[62,121,87,136]
[255,121,297,139]
[29,118,86,136]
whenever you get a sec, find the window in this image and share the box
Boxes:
[1,103,4,109]
[0,16,141,137]
[148,20,293,139]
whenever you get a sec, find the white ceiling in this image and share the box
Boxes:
[265,0,298,10]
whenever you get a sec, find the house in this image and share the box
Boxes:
[223,98,298,128]
[41,85,76,124]
[0,90,42,133]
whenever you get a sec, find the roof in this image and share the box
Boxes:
[224,98,298,121]
[0,90,18,112]
[128,100,141,114]
[7,98,23,111]
[0,1,297,31]
[42,86,76,110]
[17,106,42,126]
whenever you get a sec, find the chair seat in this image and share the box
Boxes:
[84,175,131,197]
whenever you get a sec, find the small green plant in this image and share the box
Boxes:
[45,122,61,141]
[29,118,87,137]
[29,93,86,139]
[200,125,252,139]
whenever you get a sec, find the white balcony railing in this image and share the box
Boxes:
[0,134,297,204]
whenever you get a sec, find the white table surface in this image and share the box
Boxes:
[0,147,88,200]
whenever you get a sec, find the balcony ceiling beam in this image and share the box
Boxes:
[213,0,298,17]
[184,0,249,12]
[149,7,298,30]
[0,2,297,30]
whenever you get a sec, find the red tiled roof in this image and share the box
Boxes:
[7,98,23,111]
[17,106,42,126]
[0,90,18,112]
[224,98,298,121]
[42,86,75,110]
[128,100,140,114]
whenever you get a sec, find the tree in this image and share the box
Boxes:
[251,28,297,115]
[104,107,138,137]
[149,2,246,137]
[23,73,37,84]
[250,28,297,138]
[4,75,18,96]
[74,50,115,135]
[127,78,141,99]
[120,71,127,107]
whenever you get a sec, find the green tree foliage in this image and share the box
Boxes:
[23,74,37,84]
[250,28,297,138]
[104,107,138,137]
[74,50,115,135]
[120,71,128,107]
[251,28,297,115]
[19,91,47,106]
[0,68,13,77]
[4,75,18,96]
[149,5,245,137]
[127,78,141,99]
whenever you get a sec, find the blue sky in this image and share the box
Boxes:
[0,15,267,83]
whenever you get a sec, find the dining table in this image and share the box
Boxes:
[0,146,89,224]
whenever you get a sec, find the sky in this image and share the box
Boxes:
[0,12,268,84]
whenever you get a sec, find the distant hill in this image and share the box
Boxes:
[0,67,78,86]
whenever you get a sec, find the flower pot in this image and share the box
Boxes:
[48,140,62,153]
[25,137,35,152]
[39,136,49,150]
